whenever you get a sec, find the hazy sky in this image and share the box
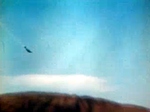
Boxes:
[0,0,150,108]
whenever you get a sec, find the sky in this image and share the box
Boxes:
[0,0,150,108]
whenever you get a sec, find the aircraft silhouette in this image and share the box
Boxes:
[24,46,32,53]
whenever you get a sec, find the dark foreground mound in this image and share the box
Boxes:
[0,92,149,112]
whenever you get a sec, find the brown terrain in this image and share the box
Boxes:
[0,92,149,112]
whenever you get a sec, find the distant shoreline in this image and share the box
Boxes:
[0,91,149,112]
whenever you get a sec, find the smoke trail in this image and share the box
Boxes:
[0,41,5,53]
[0,22,25,47]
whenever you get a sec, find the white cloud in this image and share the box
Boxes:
[1,74,115,96]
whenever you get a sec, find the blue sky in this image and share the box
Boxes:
[0,0,150,108]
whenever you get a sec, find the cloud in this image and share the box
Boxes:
[1,74,115,96]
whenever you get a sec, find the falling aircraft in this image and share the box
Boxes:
[24,46,32,53]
